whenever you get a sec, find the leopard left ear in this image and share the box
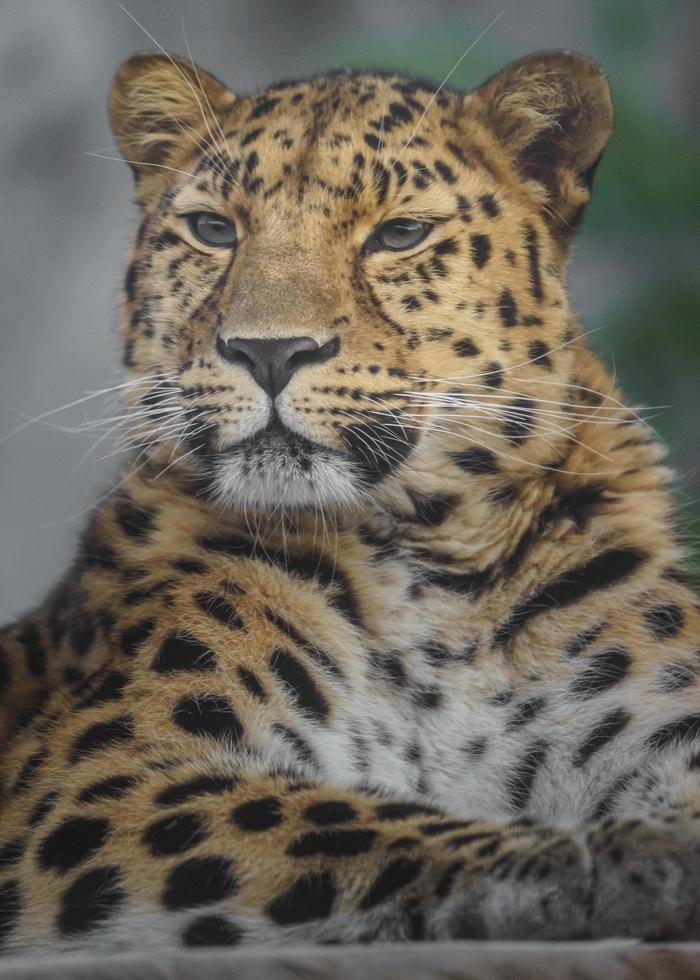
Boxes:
[474,51,613,238]
[109,52,235,185]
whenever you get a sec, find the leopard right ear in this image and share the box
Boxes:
[109,52,235,182]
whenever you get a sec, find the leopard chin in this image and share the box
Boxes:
[205,428,366,512]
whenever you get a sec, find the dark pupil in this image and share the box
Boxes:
[380,219,424,249]
[194,214,235,245]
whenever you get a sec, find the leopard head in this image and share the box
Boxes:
[110,50,612,512]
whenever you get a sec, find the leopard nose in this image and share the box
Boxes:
[216,335,340,398]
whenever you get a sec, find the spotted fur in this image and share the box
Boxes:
[1,50,700,956]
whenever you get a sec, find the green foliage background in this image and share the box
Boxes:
[330,0,700,580]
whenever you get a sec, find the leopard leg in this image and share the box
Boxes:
[0,761,598,954]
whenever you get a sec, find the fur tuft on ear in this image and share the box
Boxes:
[109,52,234,182]
[474,51,613,236]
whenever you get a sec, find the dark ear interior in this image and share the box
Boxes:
[109,52,234,181]
[475,51,613,235]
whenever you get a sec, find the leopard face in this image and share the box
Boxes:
[114,53,612,511]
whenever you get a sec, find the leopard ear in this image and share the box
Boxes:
[474,51,613,237]
[109,52,234,182]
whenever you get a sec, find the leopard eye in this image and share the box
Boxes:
[187,212,237,247]
[365,218,432,253]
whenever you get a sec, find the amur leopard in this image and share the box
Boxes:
[1,49,699,956]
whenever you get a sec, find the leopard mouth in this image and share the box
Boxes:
[224,415,322,468]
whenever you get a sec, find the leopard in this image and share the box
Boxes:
[1,47,699,958]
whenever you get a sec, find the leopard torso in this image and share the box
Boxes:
[1,51,699,956]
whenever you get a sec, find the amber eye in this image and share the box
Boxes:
[187,212,237,247]
[365,218,432,253]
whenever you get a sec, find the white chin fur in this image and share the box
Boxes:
[208,449,365,512]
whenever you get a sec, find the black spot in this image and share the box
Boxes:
[464,736,488,757]
[156,775,237,808]
[183,914,243,947]
[433,237,459,256]
[249,96,279,119]
[75,670,128,709]
[371,160,391,205]
[12,747,48,793]
[272,724,317,767]
[434,160,456,184]
[270,648,328,721]
[70,615,96,659]
[524,225,544,300]
[172,558,208,574]
[435,860,464,899]
[237,666,267,700]
[506,741,548,811]
[172,694,244,743]
[240,127,263,146]
[267,871,336,924]
[152,633,217,674]
[0,880,21,947]
[450,447,498,475]
[360,857,423,909]
[144,812,207,857]
[470,233,491,268]
[0,645,10,695]
[565,622,607,658]
[364,132,380,150]
[194,592,244,630]
[507,696,547,729]
[646,714,700,752]
[659,662,696,693]
[0,838,25,870]
[570,647,630,699]
[29,790,59,827]
[375,802,439,821]
[115,503,155,541]
[528,340,552,368]
[483,361,504,388]
[78,775,139,803]
[370,651,407,687]
[452,337,479,357]
[406,489,458,526]
[494,549,645,645]
[68,715,134,763]
[498,289,518,327]
[124,260,139,301]
[231,797,282,832]
[503,397,535,444]
[339,411,416,484]
[263,608,342,680]
[304,801,357,826]
[17,623,47,677]
[56,866,124,936]
[418,820,473,837]
[288,828,377,858]
[120,619,155,659]
[39,817,110,872]
[163,856,238,910]
[573,708,631,766]
[645,603,684,640]
[479,193,500,217]
[411,685,443,710]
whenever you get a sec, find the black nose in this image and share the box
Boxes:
[216,335,340,398]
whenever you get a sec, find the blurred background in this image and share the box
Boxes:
[0,0,698,622]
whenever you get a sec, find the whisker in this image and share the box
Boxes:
[397,10,505,162]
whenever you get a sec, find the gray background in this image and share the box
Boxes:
[1,0,697,623]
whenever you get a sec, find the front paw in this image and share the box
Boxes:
[435,832,593,940]
[588,818,700,940]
